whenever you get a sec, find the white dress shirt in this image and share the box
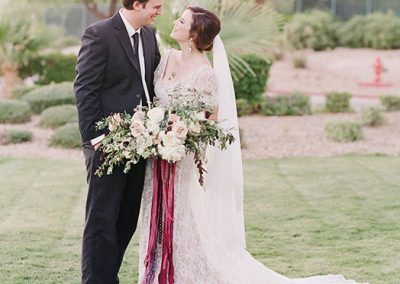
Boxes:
[91,9,151,146]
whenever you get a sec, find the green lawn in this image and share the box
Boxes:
[0,156,399,283]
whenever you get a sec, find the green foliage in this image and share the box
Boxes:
[380,95,400,111]
[49,35,80,49]
[325,121,363,142]
[261,93,311,116]
[39,105,78,129]
[21,82,75,114]
[0,1,60,70]
[11,85,38,99]
[0,100,31,123]
[0,129,32,145]
[233,55,271,102]
[19,52,77,85]
[284,10,337,51]
[236,99,253,117]
[325,92,352,113]
[338,12,400,49]
[156,0,281,80]
[50,123,81,148]
[362,107,386,127]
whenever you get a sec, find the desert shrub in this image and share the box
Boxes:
[11,85,38,99]
[362,107,385,127]
[0,129,32,145]
[338,12,400,49]
[233,55,272,103]
[39,105,78,129]
[50,35,80,49]
[261,93,311,116]
[325,92,352,113]
[50,123,81,149]
[325,121,363,142]
[0,100,31,123]
[380,96,400,111]
[19,52,77,85]
[236,99,253,117]
[284,10,337,51]
[293,55,307,68]
[21,82,75,114]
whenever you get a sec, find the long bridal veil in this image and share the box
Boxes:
[188,35,364,284]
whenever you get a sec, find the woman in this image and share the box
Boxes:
[138,6,363,284]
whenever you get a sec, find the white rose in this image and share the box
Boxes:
[195,111,207,121]
[160,131,181,147]
[189,122,201,134]
[158,144,186,162]
[132,110,145,121]
[172,121,188,140]
[130,120,144,138]
[147,107,165,123]
[146,120,160,135]
[168,113,180,123]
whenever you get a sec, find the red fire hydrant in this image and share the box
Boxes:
[359,56,391,87]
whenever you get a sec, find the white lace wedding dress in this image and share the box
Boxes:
[138,50,363,284]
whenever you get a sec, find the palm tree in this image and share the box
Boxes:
[155,0,281,80]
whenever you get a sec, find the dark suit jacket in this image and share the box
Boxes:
[74,12,161,143]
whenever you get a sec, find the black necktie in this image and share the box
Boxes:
[132,33,139,57]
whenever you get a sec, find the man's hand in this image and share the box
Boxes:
[94,142,101,151]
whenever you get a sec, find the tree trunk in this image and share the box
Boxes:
[82,0,118,19]
[0,63,21,99]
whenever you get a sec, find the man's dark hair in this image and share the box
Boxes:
[122,0,149,9]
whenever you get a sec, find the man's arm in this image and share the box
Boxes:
[74,25,107,144]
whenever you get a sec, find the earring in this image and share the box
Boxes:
[188,40,193,53]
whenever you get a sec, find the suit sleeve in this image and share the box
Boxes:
[74,25,107,143]
[153,31,161,71]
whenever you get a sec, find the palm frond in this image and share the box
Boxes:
[154,0,281,80]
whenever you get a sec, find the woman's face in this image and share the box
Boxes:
[170,9,193,42]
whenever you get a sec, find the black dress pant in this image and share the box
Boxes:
[81,144,146,284]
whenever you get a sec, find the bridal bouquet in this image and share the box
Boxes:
[94,101,234,185]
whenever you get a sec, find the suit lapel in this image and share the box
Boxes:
[113,13,141,77]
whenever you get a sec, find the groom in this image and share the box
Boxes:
[74,0,162,283]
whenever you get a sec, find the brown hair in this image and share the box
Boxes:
[187,6,221,52]
[122,0,149,9]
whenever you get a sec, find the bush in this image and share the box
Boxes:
[338,12,400,49]
[380,96,400,111]
[19,52,77,85]
[293,55,307,68]
[21,82,75,114]
[11,85,38,100]
[0,129,32,145]
[233,55,272,103]
[362,107,385,127]
[0,100,31,123]
[325,121,363,142]
[261,93,311,116]
[39,105,78,129]
[236,99,254,117]
[50,123,81,149]
[284,10,337,51]
[325,92,352,113]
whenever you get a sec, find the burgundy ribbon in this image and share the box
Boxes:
[143,159,176,284]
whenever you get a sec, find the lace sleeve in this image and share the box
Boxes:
[193,67,218,106]
[153,49,172,85]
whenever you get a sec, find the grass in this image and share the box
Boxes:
[0,156,399,283]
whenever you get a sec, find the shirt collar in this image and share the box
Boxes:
[119,8,141,37]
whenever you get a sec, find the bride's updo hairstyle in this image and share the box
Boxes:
[187,6,221,52]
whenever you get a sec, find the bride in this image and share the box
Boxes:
[138,6,364,284]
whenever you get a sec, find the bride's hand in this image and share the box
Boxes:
[208,106,218,121]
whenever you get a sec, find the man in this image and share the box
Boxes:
[74,0,162,283]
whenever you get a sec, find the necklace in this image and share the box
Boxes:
[168,71,177,81]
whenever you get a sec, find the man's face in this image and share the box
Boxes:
[138,0,163,25]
